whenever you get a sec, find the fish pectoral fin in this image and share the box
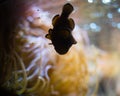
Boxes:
[68,18,75,30]
[45,34,51,40]
[48,29,53,34]
[52,14,60,26]
[70,35,77,44]
[49,43,52,45]
[45,29,53,40]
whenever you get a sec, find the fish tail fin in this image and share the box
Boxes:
[61,3,74,17]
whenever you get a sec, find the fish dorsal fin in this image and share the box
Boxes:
[45,34,51,40]
[61,3,74,18]
[52,14,60,26]
[68,18,75,30]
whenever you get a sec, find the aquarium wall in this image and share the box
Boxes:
[0,0,120,96]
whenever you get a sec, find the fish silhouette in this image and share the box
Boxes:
[45,3,77,55]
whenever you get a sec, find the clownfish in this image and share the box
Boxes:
[45,3,77,55]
